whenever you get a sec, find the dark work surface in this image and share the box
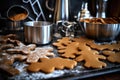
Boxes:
[0,71,120,80]
[83,71,120,80]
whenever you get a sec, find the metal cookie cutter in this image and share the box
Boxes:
[54,20,77,38]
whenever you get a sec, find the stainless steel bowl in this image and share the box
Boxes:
[81,22,120,41]
[24,21,53,44]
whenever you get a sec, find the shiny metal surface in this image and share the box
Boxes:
[46,0,70,23]
[24,21,53,44]
[0,18,23,31]
[82,23,120,41]
[8,21,22,30]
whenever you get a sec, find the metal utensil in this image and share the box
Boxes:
[24,21,53,44]
[46,0,70,23]
[82,22,120,41]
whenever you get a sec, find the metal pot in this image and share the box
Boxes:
[24,21,53,44]
[0,18,23,31]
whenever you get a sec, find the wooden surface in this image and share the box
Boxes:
[83,71,120,80]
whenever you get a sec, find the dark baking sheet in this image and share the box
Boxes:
[6,45,120,80]
[1,60,120,80]
[7,49,120,80]
[0,31,120,80]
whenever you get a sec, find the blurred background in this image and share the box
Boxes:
[0,0,120,21]
[0,0,120,34]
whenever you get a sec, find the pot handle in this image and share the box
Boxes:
[45,0,54,11]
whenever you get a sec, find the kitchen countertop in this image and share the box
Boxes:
[83,71,120,80]
[1,71,120,80]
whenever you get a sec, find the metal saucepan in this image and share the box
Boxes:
[0,17,23,31]
[24,21,54,44]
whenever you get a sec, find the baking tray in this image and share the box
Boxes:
[0,31,120,80]
[9,58,120,80]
